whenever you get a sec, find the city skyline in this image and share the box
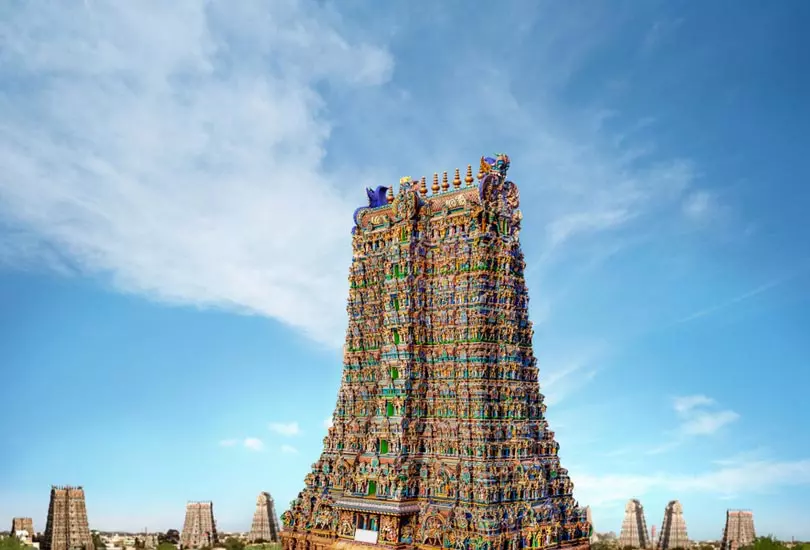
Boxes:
[2,0,809,542]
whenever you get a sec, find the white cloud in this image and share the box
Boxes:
[323,416,334,429]
[0,0,717,355]
[0,0,393,348]
[672,395,739,435]
[682,190,713,220]
[672,394,715,415]
[268,421,301,437]
[243,437,264,451]
[680,409,739,436]
[576,457,810,508]
[219,437,265,451]
[280,444,298,454]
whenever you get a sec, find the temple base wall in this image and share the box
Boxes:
[282,530,591,550]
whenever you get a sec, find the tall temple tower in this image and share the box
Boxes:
[618,499,650,549]
[181,502,218,549]
[281,155,591,550]
[11,517,36,542]
[41,486,94,550]
[656,501,689,550]
[249,492,281,543]
[721,511,755,550]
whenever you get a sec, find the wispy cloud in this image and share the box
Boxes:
[268,422,301,437]
[219,437,264,451]
[0,0,393,348]
[674,394,740,436]
[280,444,298,455]
[673,394,715,415]
[576,457,810,508]
[647,395,739,454]
[675,275,797,325]
[0,1,720,356]
[323,417,334,429]
[243,438,264,452]
[541,355,600,407]
[681,190,715,220]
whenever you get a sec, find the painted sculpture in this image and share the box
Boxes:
[281,156,591,550]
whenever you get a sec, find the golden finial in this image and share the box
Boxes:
[465,164,474,186]
[452,168,461,189]
[386,186,394,204]
[477,156,489,179]
[432,173,439,194]
[419,176,427,196]
[441,171,449,191]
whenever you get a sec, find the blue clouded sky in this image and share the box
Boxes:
[1,0,809,541]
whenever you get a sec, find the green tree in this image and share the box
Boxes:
[221,538,244,550]
[159,531,180,546]
[91,534,105,550]
[741,536,789,550]
[157,543,177,550]
[0,536,32,550]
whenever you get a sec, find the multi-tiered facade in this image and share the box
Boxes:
[41,486,94,550]
[618,499,650,549]
[656,501,689,550]
[721,511,755,550]
[181,502,218,549]
[281,155,591,550]
[249,492,281,543]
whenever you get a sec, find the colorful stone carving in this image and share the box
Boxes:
[281,155,591,550]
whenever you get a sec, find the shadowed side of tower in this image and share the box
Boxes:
[181,502,218,549]
[656,501,689,550]
[720,511,755,550]
[618,500,650,549]
[281,156,591,550]
[41,486,94,550]
[250,492,281,543]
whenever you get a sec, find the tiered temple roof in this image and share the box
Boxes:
[280,155,591,550]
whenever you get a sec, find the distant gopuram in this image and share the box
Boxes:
[618,499,651,549]
[11,517,35,541]
[281,156,591,550]
[657,501,690,550]
[181,501,218,549]
[41,486,94,550]
[721,510,756,550]
[249,492,281,543]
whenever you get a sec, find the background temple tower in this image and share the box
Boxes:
[11,517,36,542]
[281,156,591,550]
[585,507,594,542]
[181,502,217,549]
[41,486,94,550]
[657,501,690,550]
[721,510,756,550]
[619,499,651,549]
[248,492,280,543]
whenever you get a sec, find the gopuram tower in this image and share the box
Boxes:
[281,155,591,550]
[11,518,35,542]
[181,502,218,549]
[656,501,689,550]
[618,499,650,549]
[249,492,281,543]
[720,511,755,550]
[41,486,94,550]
